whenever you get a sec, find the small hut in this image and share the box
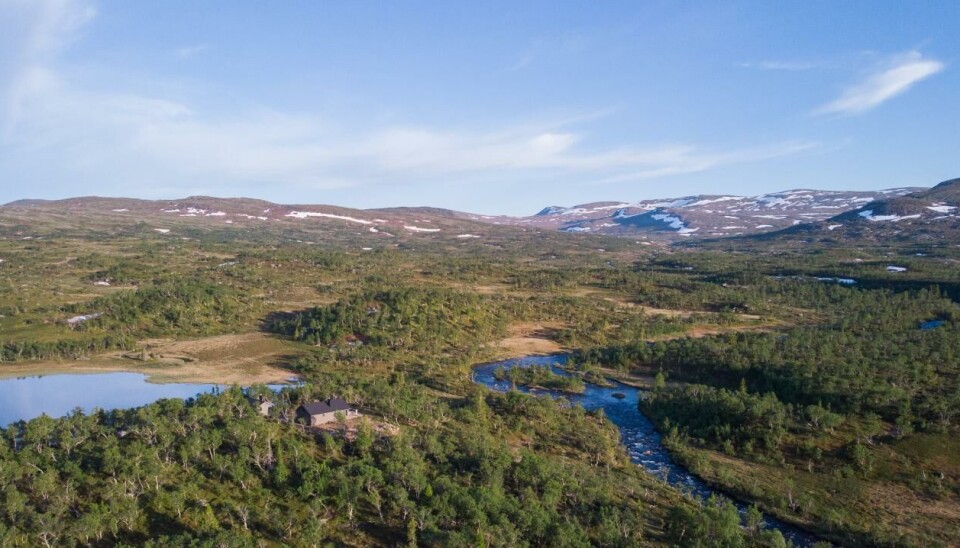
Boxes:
[298,398,360,426]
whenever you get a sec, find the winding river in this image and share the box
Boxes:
[473,354,819,547]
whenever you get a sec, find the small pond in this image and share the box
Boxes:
[0,372,260,427]
[814,276,856,285]
[920,319,945,330]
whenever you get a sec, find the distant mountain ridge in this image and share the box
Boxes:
[0,195,502,244]
[483,187,922,239]
[754,178,960,244]
[5,181,956,243]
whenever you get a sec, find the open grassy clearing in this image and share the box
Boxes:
[0,332,298,384]
[486,322,566,359]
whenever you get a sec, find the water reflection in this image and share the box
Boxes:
[2,372,226,426]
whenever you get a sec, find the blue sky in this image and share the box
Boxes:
[0,1,956,215]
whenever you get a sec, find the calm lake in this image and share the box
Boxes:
[0,372,224,427]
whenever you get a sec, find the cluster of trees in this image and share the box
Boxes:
[72,277,259,337]
[580,288,960,429]
[493,365,586,394]
[666,497,801,548]
[0,381,707,546]
[0,335,135,363]
[564,282,960,545]
[269,287,507,355]
[643,384,795,458]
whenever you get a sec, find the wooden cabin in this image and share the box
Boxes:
[297,398,360,426]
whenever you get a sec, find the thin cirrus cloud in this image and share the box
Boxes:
[814,51,944,116]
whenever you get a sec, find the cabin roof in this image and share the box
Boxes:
[300,398,351,415]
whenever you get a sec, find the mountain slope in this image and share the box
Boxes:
[747,178,960,245]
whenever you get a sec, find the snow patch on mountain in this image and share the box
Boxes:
[590,203,631,211]
[686,196,742,207]
[652,198,696,208]
[286,211,373,224]
[536,206,568,216]
[651,214,698,234]
[858,210,921,222]
[651,213,684,229]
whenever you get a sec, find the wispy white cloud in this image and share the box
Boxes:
[0,0,819,199]
[814,51,944,115]
[510,50,538,72]
[588,141,820,184]
[739,60,819,71]
[509,34,589,72]
[1,0,95,137]
[176,44,209,59]
[5,85,821,194]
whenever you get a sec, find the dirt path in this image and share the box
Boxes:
[0,332,299,384]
